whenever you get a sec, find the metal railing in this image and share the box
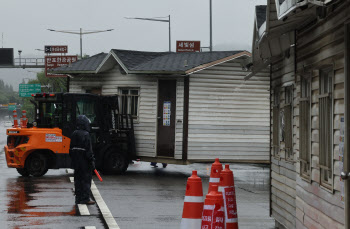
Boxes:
[14,58,45,67]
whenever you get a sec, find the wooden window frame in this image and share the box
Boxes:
[119,88,140,121]
[318,66,334,190]
[299,75,312,180]
[273,88,280,158]
[284,85,294,162]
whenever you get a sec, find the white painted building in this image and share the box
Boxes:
[53,49,270,164]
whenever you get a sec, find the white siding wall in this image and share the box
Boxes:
[70,66,185,159]
[188,60,270,161]
[175,79,184,159]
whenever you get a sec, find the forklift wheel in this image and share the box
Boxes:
[27,153,48,177]
[104,151,128,174]
[16,168,30,177]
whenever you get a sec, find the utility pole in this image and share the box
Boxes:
[210,0,213,52]
[1,32,3,48]
[47,28,114,59]
[126,15,171,52]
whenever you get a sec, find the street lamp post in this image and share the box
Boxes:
[18,50,22,66]
[47,28,114,58]
[126,15,171,52]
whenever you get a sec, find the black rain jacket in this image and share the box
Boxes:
[69,115,95,169]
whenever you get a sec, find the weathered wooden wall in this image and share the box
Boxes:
[270,47,297,229]
[294,4,347,228]
[188,59,270,161]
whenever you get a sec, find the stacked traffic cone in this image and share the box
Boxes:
[201,185,225,229]
[208,158,223,193]
[13,110,18,128]
[180,170,204,229]
[21,110,27,128]
[219,164,238,229]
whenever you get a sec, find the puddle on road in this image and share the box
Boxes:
[6,176,76,227]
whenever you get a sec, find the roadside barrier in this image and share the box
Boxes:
[180,170,204,229]
[201,185,225,229]
[21,110,27,128]
[219,164,238,229]
[208,158,223,193]
[13,110,18,128]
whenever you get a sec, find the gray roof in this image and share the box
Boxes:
[51,49,249,74]
[256,5,267,29]
[51,52,107,73]
[113,49,244,73]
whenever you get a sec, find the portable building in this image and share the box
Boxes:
[250,1,350,228]
[52,49,270,164]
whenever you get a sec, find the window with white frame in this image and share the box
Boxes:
[318,67,333,188]
[119,88,140,119]
[273,88,280,157]
[284,85,293,161]
[300,76,311,178]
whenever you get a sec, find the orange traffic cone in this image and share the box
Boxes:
[208,158,223,193]
[181,170,204,229]
[219,164,238,229]
[21,110,27,128]
[201,185,225,229]
[13,110,18,128]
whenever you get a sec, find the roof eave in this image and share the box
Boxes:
[110,50,130,74]
[128,70,185,75]
[185,51,251,75]
[49,70,96,74]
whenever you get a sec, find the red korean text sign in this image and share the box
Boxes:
[45,55,78,77]
[45,45,68,54]
[176,41,201,52]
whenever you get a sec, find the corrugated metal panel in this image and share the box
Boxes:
[175,79,184,159]
[188,60,270,161]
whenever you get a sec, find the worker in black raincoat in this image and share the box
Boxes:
[69,115,96,205]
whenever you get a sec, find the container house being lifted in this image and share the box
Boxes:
[51,49,270,164]
[249,1,350,229]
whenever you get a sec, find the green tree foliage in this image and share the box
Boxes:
[0,79,20,104]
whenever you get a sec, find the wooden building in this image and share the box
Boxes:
[250,1,350,228]
[52,49,270,164]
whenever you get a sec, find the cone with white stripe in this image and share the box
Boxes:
[201,185,225,229]
[208,158,223,193]
[180,170,204,229]
[219,164,238,229]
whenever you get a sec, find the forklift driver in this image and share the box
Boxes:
[69,115,96,205]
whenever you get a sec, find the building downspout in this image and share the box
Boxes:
[182,75,190,162]
[344,23,350,229]
[269,63,273,217]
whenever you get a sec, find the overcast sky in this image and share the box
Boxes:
[0,0,266,90]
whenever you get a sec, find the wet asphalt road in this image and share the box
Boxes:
[0,125,275,228]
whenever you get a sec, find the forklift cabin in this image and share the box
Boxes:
[33,93,136,174]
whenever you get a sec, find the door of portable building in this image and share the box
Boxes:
[157,80,176,157]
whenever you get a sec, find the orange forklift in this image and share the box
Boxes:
[4,93,136,177]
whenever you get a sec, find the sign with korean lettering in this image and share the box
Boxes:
[8,104,16,111]
[163,101,171,126]
[176,41,201,52]
[223,187,237,220]
[45,55,78,77]
[19,84,41,97]
[45,45,68,54]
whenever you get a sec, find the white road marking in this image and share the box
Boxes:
[84,227,96,229]
[91,180,120,229]
[78,204,90,216]
[66,169,74,174]
[69,177,74,183]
